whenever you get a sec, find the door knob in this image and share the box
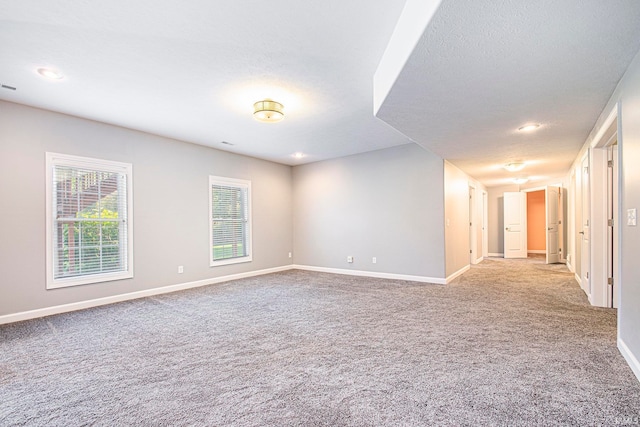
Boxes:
[579,231,585,235]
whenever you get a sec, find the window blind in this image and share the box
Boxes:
[48,154,131,285]
[209,176,251,265]
[211,184,248,260]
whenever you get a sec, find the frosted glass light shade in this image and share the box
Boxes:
[253,100,284,122]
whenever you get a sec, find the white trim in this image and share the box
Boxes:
[0,265,292,325]
[527,250,546,254]
[475,256,484,264]
[521,184,564,193]
[292,264,446,284]
[590,105,618,149]
[575,273,582,285]
[45,152,134,289]
[209,175,253,267]
[482,191,488,259]
[488,253,504,257]
[618,338,640,383]
[566,260,574,273]
[521,186,547,193]
[446,264,470,283]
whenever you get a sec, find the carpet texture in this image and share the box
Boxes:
[2,257,640,426]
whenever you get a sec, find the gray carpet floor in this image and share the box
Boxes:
[2,257,640,426]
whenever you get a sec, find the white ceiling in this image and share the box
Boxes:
[0,0,410,164]
[376,0,640,186]
[1,1,640,187]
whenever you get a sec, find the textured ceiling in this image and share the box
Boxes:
[1,1,640,186]
[0,0,410,165]
[375,0,640,187]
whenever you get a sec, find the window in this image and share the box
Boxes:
[209,176,252,266]
[46,153,133,289]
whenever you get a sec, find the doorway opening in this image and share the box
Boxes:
[503,187,563,264]
[588,106,619,308]
[469,185,487,265]
[526,190,546,256]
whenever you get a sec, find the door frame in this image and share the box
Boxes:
[521,186,564,263]
[581,152,591,299]
[469,185,477,264]
[545,186,561,264]
[482,191,488,259]
[589,104,620,308]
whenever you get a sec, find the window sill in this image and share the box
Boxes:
[210,256,252,268]
[46,271,134,290]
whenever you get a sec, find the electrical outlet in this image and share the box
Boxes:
[177,266,184,274]
[347,256,353,263]
[372,257,377,264]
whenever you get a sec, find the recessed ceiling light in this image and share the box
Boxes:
[292,152,305,159]
[512,177,529,184]
[504,162,525,172]
[37,68,63,80]
[518,123,540,132]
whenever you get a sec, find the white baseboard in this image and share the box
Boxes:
[488,253,504,258]
[566,260,573,272]
[292,264,446,284]
[446,265,470,283]
[527,250,546,254]
[0,265,293,325]
[574,273,582,285]
[472,257,484,265]
[618,338,640,383]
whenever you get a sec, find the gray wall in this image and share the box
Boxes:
[0,101,293,316]
[292,144,446,279]
[596,48,640,371]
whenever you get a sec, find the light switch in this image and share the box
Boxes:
[628,208,637,226]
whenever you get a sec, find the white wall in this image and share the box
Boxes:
[292,144,446,280]
[373,0,443,114]
[443,162,486,278]
[0,101,293,317]
[617,50,640,380]
[567,48,640,379]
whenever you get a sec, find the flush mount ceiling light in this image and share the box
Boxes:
[37,68,63,80]
[504,162,525,172]
[518,123,540,132]
[292,152,305,159]
[253,99,284,123]
[512,177,529,185]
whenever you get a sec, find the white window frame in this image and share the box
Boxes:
[46,152,134,289]
[209,175,252,267]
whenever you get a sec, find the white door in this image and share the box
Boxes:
[581,155,591,294]
[482,191,488,258]
[609,143,619,308]
[546,186,560,264]
[469,186,476,264]
[504,192,527,258]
